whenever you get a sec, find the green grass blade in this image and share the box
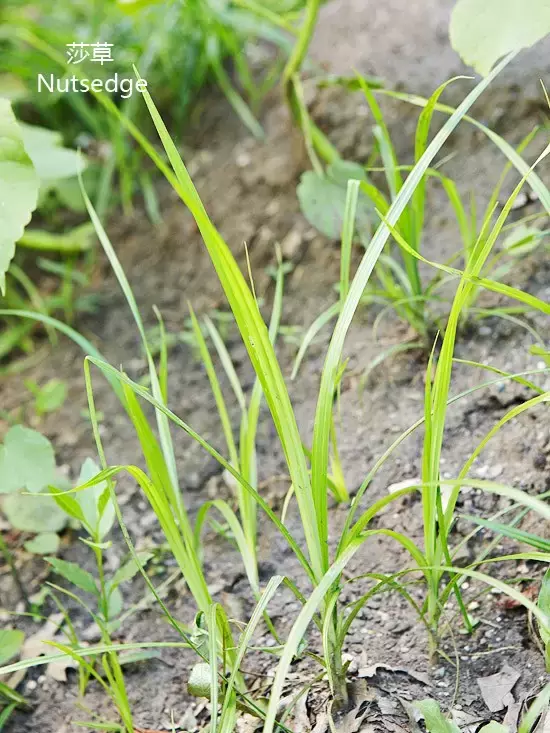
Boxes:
[291,303,340,380]
[84,356,315,584]
[310,55,514,573]
[137,76,323,580]
[79,172,183,521]
[461,517,550,552]
[263,540,362,733]
[413,78,466,252]
[195,500,259,591]
[218,576,283,728]
[190,307,240,469]
[203,315,247,412]
[340,180,360,303]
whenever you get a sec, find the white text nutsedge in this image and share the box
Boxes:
[37,73,147,99]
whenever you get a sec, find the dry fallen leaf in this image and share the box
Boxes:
[476,664,520,713]
[358,662,431,687]
[9,613,77,687]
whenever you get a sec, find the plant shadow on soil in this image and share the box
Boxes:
[3,2,550,730]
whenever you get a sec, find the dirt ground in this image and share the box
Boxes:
[2,1,550,731]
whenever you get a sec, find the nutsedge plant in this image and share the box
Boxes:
[292,78,550,389]
[3,51,550,730]
[189,249,286,594]
[120,53,550,709]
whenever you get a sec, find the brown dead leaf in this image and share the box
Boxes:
[476,664,521,713]
[9,613,77,688]
[497,584,539,610]
[277,690,311,733]
[332,703,369,733]
[358,662,431,687]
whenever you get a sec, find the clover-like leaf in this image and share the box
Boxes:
[0,425,57,494]
[0,99,40,294]
[24,532,60,555]
[0,629,24,665]
[19,122,85,196]
[450,0,550,76]
[3,492,67,534]
[187,662,212,699]
[297,160,373,242]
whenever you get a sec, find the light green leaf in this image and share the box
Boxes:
[32,379,68,416]
[0,99,40,294]
[110,551,154,591]
[19,123,85,187]
[297,160,372,241]
[75,458,115,539]
[501,223,544,258]
[538,567,550,647]
[46,557,97,595]
[24,532,60,555]
[0,629,24,665]
[479,723,508,733]
[413,699,460,733]
[107,585,123,619]
[18,223,96,254]
[51,485,86,524]
[450,0,550,76]
[117,0,163,11]
[188,662,212,699]
[0,425,57,494]
[3,492,67,533]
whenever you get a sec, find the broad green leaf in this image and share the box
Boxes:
[479,723,508,733]
[188,662,212,699]
[0,630,24,665]
[0,99,39,294]
[0,425,57,494]
[450,0,550,76]
[107,585,123,619]
[19,123,85,192]
[46,557,97,595]
[24,532,60,555]
[75,458,115,539]
[297,160,373,241]
[413,700,460,733]
[109,551,154,591]
[3,492,67,533]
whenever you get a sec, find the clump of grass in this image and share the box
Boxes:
[2,51,550,731]
[293,77,549,389]
[1,0,297,218]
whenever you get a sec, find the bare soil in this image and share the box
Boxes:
[2,2,550,731]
